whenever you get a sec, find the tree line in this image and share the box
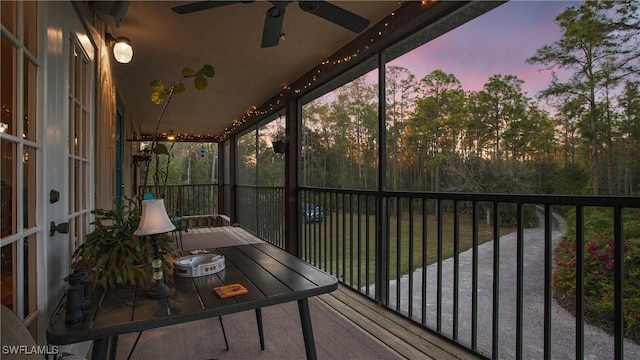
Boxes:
[141,142,218,186]
[293,0,639,196]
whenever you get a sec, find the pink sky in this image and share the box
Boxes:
[389,0,579,100]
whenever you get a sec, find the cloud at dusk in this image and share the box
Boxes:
[389,1,580,99]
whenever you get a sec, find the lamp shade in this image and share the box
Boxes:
[134,199,176,236]
[113,37,133,63]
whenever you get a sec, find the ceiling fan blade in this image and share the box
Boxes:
[172,1,249,15]
[299,1,370,33]
[261,5,286,48]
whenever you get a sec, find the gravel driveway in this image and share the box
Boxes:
[382,211,640,359]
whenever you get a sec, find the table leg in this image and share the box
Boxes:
[297,298,317,360]
[90,336,118,360]
[255,308,265,350]
[108,336,118,360]
[91,338,109,360]
[218,316,229,351]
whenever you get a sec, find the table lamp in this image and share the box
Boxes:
[134,199,176,299]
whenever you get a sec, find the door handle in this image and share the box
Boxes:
[50,221,69,236]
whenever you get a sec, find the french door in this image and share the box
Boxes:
[1,1,40,337]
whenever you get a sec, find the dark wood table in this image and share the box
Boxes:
[47,243,338,360]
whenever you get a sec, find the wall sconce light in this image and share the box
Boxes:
[106,32,133,63]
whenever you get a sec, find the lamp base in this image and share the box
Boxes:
[147,280,171,299]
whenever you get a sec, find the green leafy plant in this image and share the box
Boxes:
[143,65,215,189]
[71,197,173,289]
[150,65,214,105]
[554,207,640,342]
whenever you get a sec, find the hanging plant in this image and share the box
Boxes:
[272,120,289,154]
[272,139,288,154]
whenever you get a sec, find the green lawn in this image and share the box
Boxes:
[301,208,513,287]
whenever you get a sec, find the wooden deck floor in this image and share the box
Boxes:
[318,286,482,360]
[169,226,483,360]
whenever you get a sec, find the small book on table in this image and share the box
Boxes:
[214,283,248,298]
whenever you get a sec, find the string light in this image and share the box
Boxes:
[158,0,436,142]
[136,132,220,142]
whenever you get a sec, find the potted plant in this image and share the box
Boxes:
[72,65,214,290]
[272,138,289,154]
[271,126,289,154]
[71,197,173,289]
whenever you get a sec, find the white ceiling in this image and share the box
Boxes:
[107,1,404,140]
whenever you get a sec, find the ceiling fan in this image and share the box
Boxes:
[171,1,371,48]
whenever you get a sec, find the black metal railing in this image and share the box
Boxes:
[138,184,218,217]
[237,185,285,249]
[299,187,640,360]
[257,186,285,248]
